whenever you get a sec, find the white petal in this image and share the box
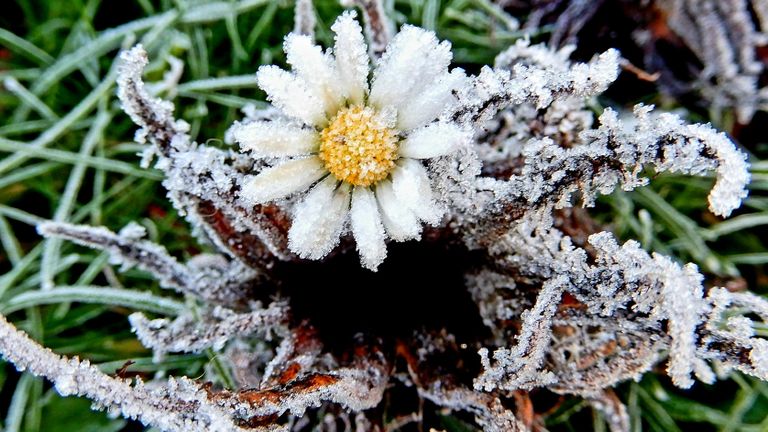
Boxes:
[233,120,318,157]
[288,177,350,260]
[369,25,452,113]
[331,11,369,105]
[284,33,344,115]
[391,160,445,224]
[399,122,468,159]
[240,157,326,204]
[350,187,387,270]
[375,180,421,241]
[397,69,468,130]
[256,65,326,126]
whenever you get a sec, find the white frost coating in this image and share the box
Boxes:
[397,68,467,131]
[22,6,768,431]
[375,180,422,241]
[0,314,252,432]
[130,302,288,355]
[473,215,760,395]
[241,157,326,204]
[399,122,468,159]
[233,120,319,157]
[475,275,563,391]
[284,33,343,115]
[38,221,255,305]
[288,177,350,260]
[633,108,750,217]
[332,11,369,104]
[449,44,619,127]
[490,104,750,220]
[350,187,387,271]
[654,255,708,388]
[700,288,768,382]
[392,159,444,224]
[512,47,620,109]
[494,38,576,71]
[256,65,327,126]
[116,45,178,141]
[689,124,751,217]
[369,25,453,113]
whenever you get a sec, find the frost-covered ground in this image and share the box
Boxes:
[1,1,768,431]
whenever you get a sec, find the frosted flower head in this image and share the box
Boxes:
[233,11,471,270]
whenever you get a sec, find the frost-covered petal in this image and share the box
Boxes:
[350,187,387,270]
[284,34,344,115]
[375,180,421,241]
[369,25,453,113]
[331,11,369,105]
[397,69,467,130]
[241,157,326,204]
[233,120,319,157]
[256,65,326,126]
[399,122,468,159]
[288,177,350,259]
[391,159,444,224]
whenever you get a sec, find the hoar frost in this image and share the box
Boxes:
[0,5,762,432]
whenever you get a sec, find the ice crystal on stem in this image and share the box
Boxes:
[129,302,289,356]
[0,315,255,432]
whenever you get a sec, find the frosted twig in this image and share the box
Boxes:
[0,313,257,432]
[117,44,294,263]
[699,288,768,381]
[470,104,749,245]
[475,276,563,391]
[216,345,390,419]
[37,221,256,305]
[129,302,290,355]
[116,44,187,157]
[418,384,527,432]
[473,216,722,393]
[450,47,619,127]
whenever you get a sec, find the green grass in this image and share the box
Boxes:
[1,0,767,431]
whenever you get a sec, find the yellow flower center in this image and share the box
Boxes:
[319,105,399,187]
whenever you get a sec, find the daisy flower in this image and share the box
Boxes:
[232,11,471,271]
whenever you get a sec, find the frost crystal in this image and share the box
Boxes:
[0,5,762,432]
[0,315,255,432]
[130,302,289,355]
